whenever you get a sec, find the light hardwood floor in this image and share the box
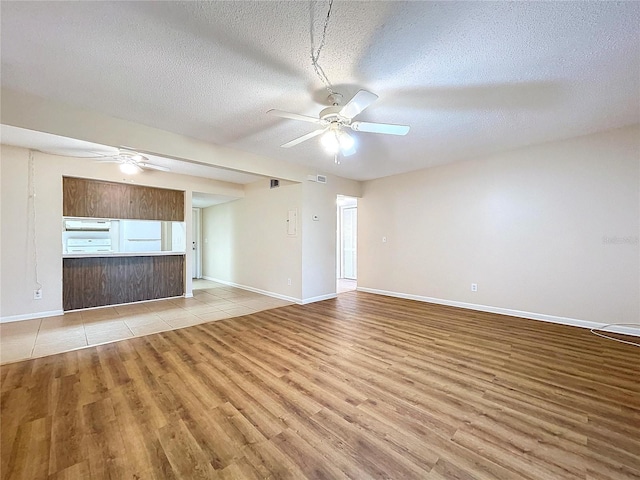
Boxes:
[0,281,291,364]
[1,291,639,479]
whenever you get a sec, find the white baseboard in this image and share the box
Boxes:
[356,287,640,338]
[1,309,64,323]
[184,293,194,298]
[1,295,190,322]
[301,293,337,304]
[202,276,302,304]
[201,277,337,305]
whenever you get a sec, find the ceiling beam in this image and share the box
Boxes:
[1,88,312,182]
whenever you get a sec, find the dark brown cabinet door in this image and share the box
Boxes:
[63,257,111,310]
[128,185,157,220]
[109,256,128,305]
[152,255,184,298]
[62,177,184,221]
[117,183,132,220]
[85,180,123,218]
[62,177,87,217]
[156,189,184,222]
[125,256,154,302]
[171,189,185,221]
[63,255,184,310]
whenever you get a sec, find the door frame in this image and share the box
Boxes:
[192,207,202,279]
[336,196,357,281]
[340,205,357,280]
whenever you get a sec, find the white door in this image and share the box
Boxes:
[341,206,357,279]
[192,208,201,279]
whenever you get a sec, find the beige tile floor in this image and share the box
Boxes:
[0,279,292,365]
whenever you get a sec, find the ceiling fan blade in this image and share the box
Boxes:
[138,162,170,172]
[93,158,121,163]
[339,90,379,119]
[351,121,410,136]
[281,128,326,148]
[136,162,171,172]
[268,109,322,124]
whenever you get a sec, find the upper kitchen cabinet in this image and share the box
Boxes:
[62,176,87,216]
[63,177,184,221]
[86,179,126,218]
[155,187,184,222]
[128,184,157,220]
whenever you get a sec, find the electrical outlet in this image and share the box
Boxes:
[287,278,292,286]
[471,283,478,292]
[34,289,42,300]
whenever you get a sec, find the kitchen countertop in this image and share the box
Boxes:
[63,251,186,258]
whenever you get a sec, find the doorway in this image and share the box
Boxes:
[192,207,202,279]
[337,195,357,293]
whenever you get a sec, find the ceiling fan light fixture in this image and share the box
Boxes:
[321,127,356,156]
[119,162,140,175]
[321,129,341,154]
[338,130,354,151]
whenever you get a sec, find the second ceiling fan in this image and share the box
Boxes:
[268,89,410,158]
[93,149,170,174]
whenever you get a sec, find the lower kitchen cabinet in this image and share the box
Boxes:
[63,255,184,310]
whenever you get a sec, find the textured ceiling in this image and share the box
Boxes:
[1,1,639,181]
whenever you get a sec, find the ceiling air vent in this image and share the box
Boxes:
[307,174,327,184]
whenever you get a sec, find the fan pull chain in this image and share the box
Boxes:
[310,0,335,95]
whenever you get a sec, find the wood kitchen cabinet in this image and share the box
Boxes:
[63,177,184,221]
[62,176,87,216]
[63,255,184,310]
[128,184,157,220]
[155,187,184,222]
[85,179,124,218]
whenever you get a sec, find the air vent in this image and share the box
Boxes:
[307,174,327,184]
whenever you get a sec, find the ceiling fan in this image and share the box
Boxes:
[93,149,170,174]
[268,90,410,158]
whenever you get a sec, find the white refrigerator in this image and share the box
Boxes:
[120,220,162,252]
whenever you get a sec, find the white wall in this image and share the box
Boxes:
[359,126,640,325]
[0,145,244,320]
[7,124,636,328]
[1,147,60,319]
[202,174,361,303]
[202,180,304,301]
[301,176,360,301]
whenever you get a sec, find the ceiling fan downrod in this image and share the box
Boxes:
[328,93,343,106]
